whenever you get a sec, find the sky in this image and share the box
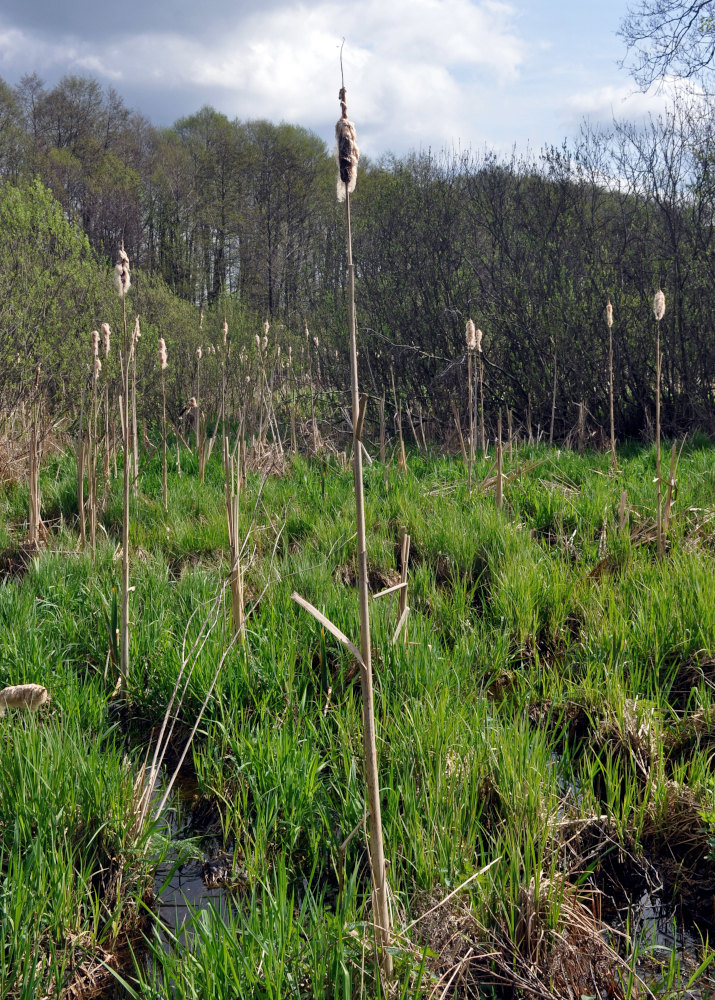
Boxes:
[0,0,684,160]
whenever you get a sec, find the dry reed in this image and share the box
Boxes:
[653,288,665,557]
[336,81,392,979]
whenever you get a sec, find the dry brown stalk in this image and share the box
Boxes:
[338,81,392,979]
[28,366,42,548]
[477,329,485,457]
[131,316,140,498]
[159,338,168,511]
[653,288,665,557]
[225,448,245,643]
[117,243,131,686]
[391,365,406,472]
[549,334,557,446]
[606,299,616,468]
[450,398,468,465]
[397,527,411,644]
[496,409,503,509]
[466,319,475,492]
[378,392,386,465]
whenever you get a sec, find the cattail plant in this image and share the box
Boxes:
[549,334,557,447]
[116,243,131,686]
[476,327,485,456]
[466,319,476,492]
[88,331,101,555]
[130,317,140,497]
[305,322,319,454]
[28,365,42,548]
[196,343,205,478]
[101,323,112,487]
[496,408,503,508]
[606,300,616,468]
[653,288,666,557]
[158,337,168,511]
[225,445,245,644]
[335,81,392,976]
[288,344,298,453]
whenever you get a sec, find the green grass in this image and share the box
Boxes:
[0,435,714,997]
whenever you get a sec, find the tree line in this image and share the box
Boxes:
[1,71,713,442]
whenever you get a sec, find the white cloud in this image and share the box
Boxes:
[0,0,527,154]
[560,77,705,132]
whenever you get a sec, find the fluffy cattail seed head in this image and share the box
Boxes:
[653,288,666,322]
[335,88,359,201]
[158,337,168,370]
[262,335,268,351]
[101,322,111,357]
[132,316,140,346]
[114,246,130,297]
[475,328,483,352]
[0,683,50,716]
[91,329,100,356]
[196,346,203,360]
[465,319,476,351]
[93,357,102,378]
[313,335,319,348]
[606,300,613,328]
[255,333,260,349]
[264,320,270,337]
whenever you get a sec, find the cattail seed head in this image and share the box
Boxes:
[93,356,102,378]
[264,320,270,337]
[101,322,111,357]
[114,245,130,297]
[196,346,202,360]
[158,337,168,370]
[335,88,359,201]
[0,683,50,717]
[653,288,666,322]
[255,333,260,349]
[606,300,613,328]
[132,316,140,346]
[91,329,100,356]
[465,318,476,351]
[475,328,483,352]
[223,319,228,346]
[313,335,319,348]
[262,335,268,352]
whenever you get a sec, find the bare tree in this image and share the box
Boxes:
[620,0,715,89]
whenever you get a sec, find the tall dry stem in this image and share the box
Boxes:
[466,319,475,492]
[606,299,616,468]
[496,408,503,508]
[116,244,131,685]
[654,288,665,557]
[338,82,392,978]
